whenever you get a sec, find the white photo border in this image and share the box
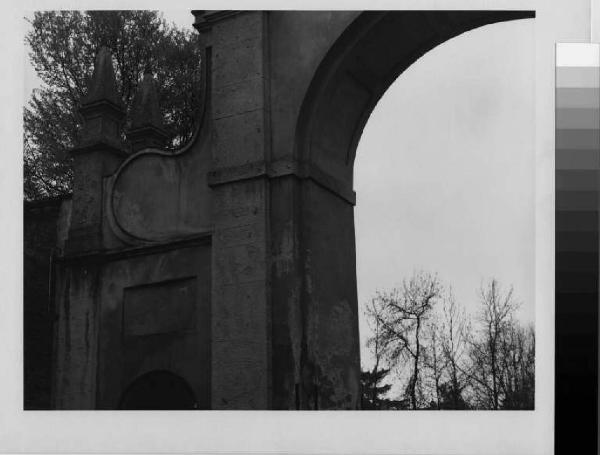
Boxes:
[1,0,592,453]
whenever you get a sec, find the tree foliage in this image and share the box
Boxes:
[24,11,202,200]
[363,275,535,410]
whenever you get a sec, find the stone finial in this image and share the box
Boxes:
[127,68,169,152]
[82,46,124,109]
[77,46,126,150]
[67,46,126,254]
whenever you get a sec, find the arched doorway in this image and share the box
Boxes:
[118,370,198,410]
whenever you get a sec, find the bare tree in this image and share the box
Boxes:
[371,271,442,409]
[362,299,393,409]
[438,289,471,409]
[498,321,535,409]
[467,279,519,409]
[363,276,534,410]
[423,317,445,409]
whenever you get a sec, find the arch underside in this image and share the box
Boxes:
[299,10,535,191]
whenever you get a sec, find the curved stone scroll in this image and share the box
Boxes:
[107,48,213,244]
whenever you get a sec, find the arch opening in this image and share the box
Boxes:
[118,370,198,410]
[353,19,536,394]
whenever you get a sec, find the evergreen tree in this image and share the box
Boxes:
[360,366,393,410]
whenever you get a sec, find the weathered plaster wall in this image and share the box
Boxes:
[267,11,362,409]
[68,149,124,253]
[109,132,212,243]
[53,261,101,409]
[300,182,361,409]
[54,241,212,410]
[96,243,211,409]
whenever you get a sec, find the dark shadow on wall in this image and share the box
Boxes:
[23,195,70,409]
[118,370,198,410]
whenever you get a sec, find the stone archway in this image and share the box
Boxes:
[52,9,535,411]
[118,370,198,410]
[271,10,534,409]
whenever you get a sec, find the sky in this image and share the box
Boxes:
[354,19,535,368]
[23,12,536,371]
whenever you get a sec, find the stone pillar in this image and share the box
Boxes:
[196,11,272,409]
[127,68,169,152]
[67,47,127,253]
[54,47,126,409]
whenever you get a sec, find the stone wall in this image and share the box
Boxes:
[23,195,70,409]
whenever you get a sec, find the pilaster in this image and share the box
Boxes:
[199,11,272,409]
[67,47,127,254]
